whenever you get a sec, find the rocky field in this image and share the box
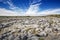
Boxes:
[0,16,60,40]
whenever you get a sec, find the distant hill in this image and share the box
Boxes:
[47,14,60,17]
[0,14,60,18]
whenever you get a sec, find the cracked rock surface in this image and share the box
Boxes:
[0,17,60,40]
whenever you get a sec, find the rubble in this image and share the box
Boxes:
[0,17,60,40]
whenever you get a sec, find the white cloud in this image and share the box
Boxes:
[0,8,60,16]
[0,8,22,16]
[25,4,39,16]
[25,6,60,16]
[29,0,41,5]
[25,0,41,16]
[37,9,60,16]
[25,0,60,16]
[7,0,17,10]
[0,0,25,16]
[2,0,17,10]
[0,0,60,16]
[7,0,13,7]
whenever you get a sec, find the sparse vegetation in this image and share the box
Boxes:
[39,38,44,40]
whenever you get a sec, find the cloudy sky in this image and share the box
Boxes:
[0,0,60,16]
